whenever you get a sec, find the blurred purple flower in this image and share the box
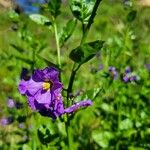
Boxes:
[0,116,14,126]
[123,67,138,83]
[125,66,131,74]
[123,75,129,82]
[7,98,15,108]
[130,75,137,82]
[145,64,150,71]
[108,66,118,80]
[19,67,92,119]
[99,64,104,70]
[18,123,25,129]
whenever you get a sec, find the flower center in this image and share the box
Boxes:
[42,82,51,90]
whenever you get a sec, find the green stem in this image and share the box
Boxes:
[66,1,102,148]
[53,19,61,68]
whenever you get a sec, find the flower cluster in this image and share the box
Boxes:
[123,67,138,83]
[18,67,92,119]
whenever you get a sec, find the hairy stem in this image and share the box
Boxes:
[53,19,61,68]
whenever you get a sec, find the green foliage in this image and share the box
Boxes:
[69,40,104,64]
[29,14,52,26]
[0,0,150,150]
[48,0,62,18]
[70,0,95,23]
[127,10,137,22]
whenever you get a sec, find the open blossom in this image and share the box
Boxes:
[18,67,92,119]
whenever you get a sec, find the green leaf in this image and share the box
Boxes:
[10,44,26,53]
[92,130,114,148]
[70,0,95,23]
[37,125,52,145]
[59,19,77,47]
[48,0,61,18]
[29,14,51,26]
[37,55,60,69]
[119,118,133,130]
[127,10,137,22]
[8,10,19,22]
[69,40,104,64]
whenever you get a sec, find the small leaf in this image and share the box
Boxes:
[127,10,137,22]
[15,56,33,65]
[119,118,133,130]
[69,40,104,64]
[92,130,114,148]
[8,10,19,22]
[29,14,51,26]
[59,19,77,47]
[37,125,58,145]
[48,0,61,18]
[70,0,95,23]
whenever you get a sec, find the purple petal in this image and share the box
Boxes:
[32,69,45,82]
[18,79,28,94]
[123,75,129,82]
[19,79,43,96]
[52,81,63,94]
[64,100,92,113]
[35,90,51,104]
[27,96,36,110]
[42,67,59,81]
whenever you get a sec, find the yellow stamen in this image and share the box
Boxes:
[42,82,51,90]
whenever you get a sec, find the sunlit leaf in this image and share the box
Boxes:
[92,130,114,148]
[29,14,51,26]
[70,0,95,23]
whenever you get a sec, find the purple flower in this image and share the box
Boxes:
[145,64,150,71]
[130,75,137,82]
[18,67,92,119]
[123,75,129,82]
[19,67,63,118]
[108,66,118,80]
[125,66,131,74]
[123,67,138,83]
[7,98,15,108]
[0,116,14,126]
